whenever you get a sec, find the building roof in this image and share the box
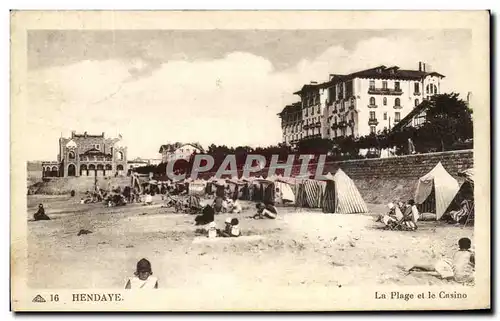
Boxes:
[391,101,430,132]
[293,83,321,95]
[277,102,302,117]
[316,65,445,89]
[159,142,205,154]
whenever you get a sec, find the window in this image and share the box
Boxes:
[426,84,430,94]
[395,82,400,91]
[415,99,419,107]
[383,112,387,120]
[433,84,438,94]
[395,98,401,106]
[370,126,376,134]
[395,112,401,122]
[94,144,100,150]
[317,106,320,113]
[311,107,315,116]
[369,80,375,90]
[369,97,376,106]
[382,81,388,89]
[383,97,387,105]
[369,111,376,120]
[414,82,420,93]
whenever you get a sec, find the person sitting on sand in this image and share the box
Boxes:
[218,217,241,237]
[403,199,419,230]
[254,202,278,219]
[218,217,233,237]
[213,196,224,214]
[125,258,158,289]
[230,197,242,214]
[144,193,153,206]
[195,205,215,226]
[408,237,475,284]
[376,203,399,228]
[33,204,50,221]
[230,218,241,237]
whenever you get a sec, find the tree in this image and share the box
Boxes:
[420,93,473,151]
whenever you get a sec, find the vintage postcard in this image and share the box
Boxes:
[11,11,490,311]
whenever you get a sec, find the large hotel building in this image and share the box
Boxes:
[278,62,444,146]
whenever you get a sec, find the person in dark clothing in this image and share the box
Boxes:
[34,204,51,221]
[213,196,224,214]
[195,205,215,226]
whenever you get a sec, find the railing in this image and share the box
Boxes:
[393,105,403,109]
[368,104,378,108]
[368,88,403,95]
[368,118,379,126]
[414,92,421,96]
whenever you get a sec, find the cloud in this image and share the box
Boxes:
[26,33,471,161]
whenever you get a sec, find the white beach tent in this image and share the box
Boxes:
[414,162,460,220]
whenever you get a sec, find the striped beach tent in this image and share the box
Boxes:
[415,162,460,219]
[296,179,326,208]
[322,169,368,214]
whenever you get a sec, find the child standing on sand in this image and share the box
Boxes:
[125,258,159,289]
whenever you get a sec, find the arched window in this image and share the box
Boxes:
[369,97,375,106]
[117,151,124,161]
[415,99,419,107]
[395,98,401,106]
[97,164,104,170]
[117,164,124,171]
[80,164,87,170]
[89,164,96,170]
[68,151,75,159]
[51,166,57,171]
[67,164,76,177]
[383,97,387,106]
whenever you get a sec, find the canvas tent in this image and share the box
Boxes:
[414,162,460,220]
[274,180,295,204]
[446,167,474,213]
[296,179,326,208]
[322,170,368,214]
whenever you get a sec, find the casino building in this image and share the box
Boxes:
[43,131,128,177]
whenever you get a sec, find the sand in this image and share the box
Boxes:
[24,195,474,289]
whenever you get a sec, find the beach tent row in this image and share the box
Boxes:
[176,169,369,214]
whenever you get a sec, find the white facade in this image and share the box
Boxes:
[160,143,204,163]
[280,63,444,145]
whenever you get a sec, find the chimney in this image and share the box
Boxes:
[423,63,426,72]
[71,130,76,138]
[418,62,422,71]
[102,132,105,137]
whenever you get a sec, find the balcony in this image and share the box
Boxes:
[314,122,322,128]
[414,92,421,96]
[368,88,403,96]
[331,123,339,130]
[368,118,379,126]
[393,105,403,109]
[338,121,348,128]
[368,104,378,109]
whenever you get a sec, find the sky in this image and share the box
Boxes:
[26,29,471,160]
